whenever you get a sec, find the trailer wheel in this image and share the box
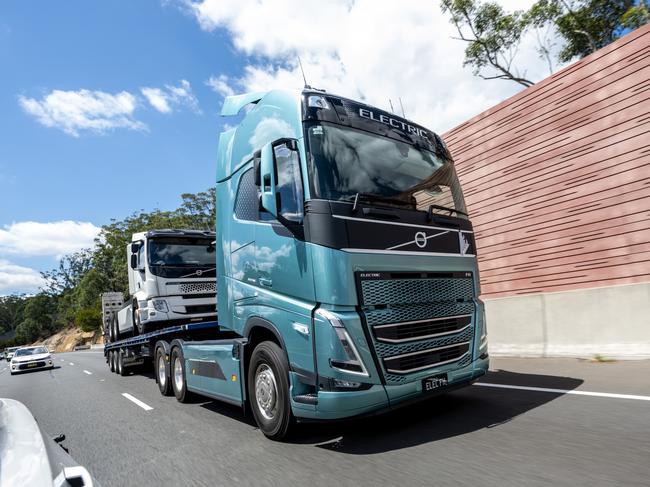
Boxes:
[110,313,120,342]
[171,347,192,403]
[117,350,127,376]
[109,351,116,373]
[248,341,293,440]
[156,347,173,396]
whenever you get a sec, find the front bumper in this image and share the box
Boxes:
[291,354,489,420]
[11,359,54,373]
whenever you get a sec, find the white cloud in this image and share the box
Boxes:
[141,87,172,113]
[0,221,101,258]
[141,80,201,114]
[0,260,45,294]
[18,89,146,137]
[206,74,235,97]
[190,0,565,132]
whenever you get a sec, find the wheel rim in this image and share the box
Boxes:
[254,364,278,420]
[158,353,166,387]
[173,357,184,392]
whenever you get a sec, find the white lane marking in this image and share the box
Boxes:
[69,362,75,366]
[475,382,650,402]
[122,393,153,411]
[60,359,65,362]
[83,370,92,375]
[99,379,105,382]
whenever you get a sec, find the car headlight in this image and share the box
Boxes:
[150,299,168,312]
[316,308,368,377]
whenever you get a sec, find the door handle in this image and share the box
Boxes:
[258,277,273,287]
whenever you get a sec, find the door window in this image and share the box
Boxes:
[273,143,303,223]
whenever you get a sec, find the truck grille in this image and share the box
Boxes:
[384,342,470,374]
[179,282,216,294]
[357,272,476,385]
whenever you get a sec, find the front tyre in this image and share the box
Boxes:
[247,341,293,440]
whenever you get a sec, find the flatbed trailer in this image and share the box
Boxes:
[103,320,249,408]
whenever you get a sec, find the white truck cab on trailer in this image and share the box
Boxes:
[105,229,217,340]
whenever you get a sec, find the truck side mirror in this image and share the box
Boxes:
[130,242,140,253]
[130,254,138,270]
[259,142,278,217]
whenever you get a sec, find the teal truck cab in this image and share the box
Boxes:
[104,88,488,440]
[214,88,489,438]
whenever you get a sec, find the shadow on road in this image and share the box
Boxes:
[287,369,583,454]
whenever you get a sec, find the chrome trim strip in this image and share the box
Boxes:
[375,323,473,344]
[332,214,473,234]
[341,248,475,257]
[383,341,471,361]
[374,314,472,329]
[385,352,470,374]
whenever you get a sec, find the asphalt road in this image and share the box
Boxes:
[1,352,649,487]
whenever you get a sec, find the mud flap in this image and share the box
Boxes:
[181,338,247,407]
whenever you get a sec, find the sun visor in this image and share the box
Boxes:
[220,91,268,116]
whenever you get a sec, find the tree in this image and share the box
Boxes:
[441,0,535,87]
[41,249,94,295]
[441,0,650,86]
[75,308,102,332]
[15,318,43,344]
[0,295,27,333]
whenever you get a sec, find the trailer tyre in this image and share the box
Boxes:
[171,347,193,403]
[248,341,293,441]
[156,347,173,396]
[109,351,116,373]
[117,350,127,376]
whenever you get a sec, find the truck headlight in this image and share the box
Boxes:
[150,299,168,312]
[316,308,368,377]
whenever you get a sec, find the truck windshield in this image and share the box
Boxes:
[306,122,468,218]
[148,238,215,267]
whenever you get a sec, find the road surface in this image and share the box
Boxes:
[1,351,649,487]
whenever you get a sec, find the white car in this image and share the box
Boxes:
[5,346,20,362]
[0,398,97,486]
[10,346,54,375]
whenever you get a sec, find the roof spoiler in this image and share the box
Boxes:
[220,91,267,116]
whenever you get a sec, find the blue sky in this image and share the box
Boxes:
[0,0,553,294]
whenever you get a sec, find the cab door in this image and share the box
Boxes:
[254,141,316,372]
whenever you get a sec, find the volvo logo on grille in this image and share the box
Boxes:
[414,231,428,248]
[195,269,203,276]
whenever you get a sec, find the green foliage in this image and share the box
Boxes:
[75,307,102,332]
[441,0,650,85]
[0,295,26,333]
[552,0,645,62]
[0,187,216,344]
[15,318,43,344]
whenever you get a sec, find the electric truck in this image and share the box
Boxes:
[104,88,489,440]
[103,229,217,341]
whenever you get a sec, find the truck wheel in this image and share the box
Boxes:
[171,347,193,403]
[109,351,116,372]
[156,348,173,396]
[248,341,293,440]
[117,351,127,376]
[112,314,120,342]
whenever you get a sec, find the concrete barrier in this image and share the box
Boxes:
[485,282,650,359]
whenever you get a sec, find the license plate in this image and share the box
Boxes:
[422,373,448,392]
[27,363,37,368]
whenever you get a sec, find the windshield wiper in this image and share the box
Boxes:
[427,204,468,218]
[345,193,414,210]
